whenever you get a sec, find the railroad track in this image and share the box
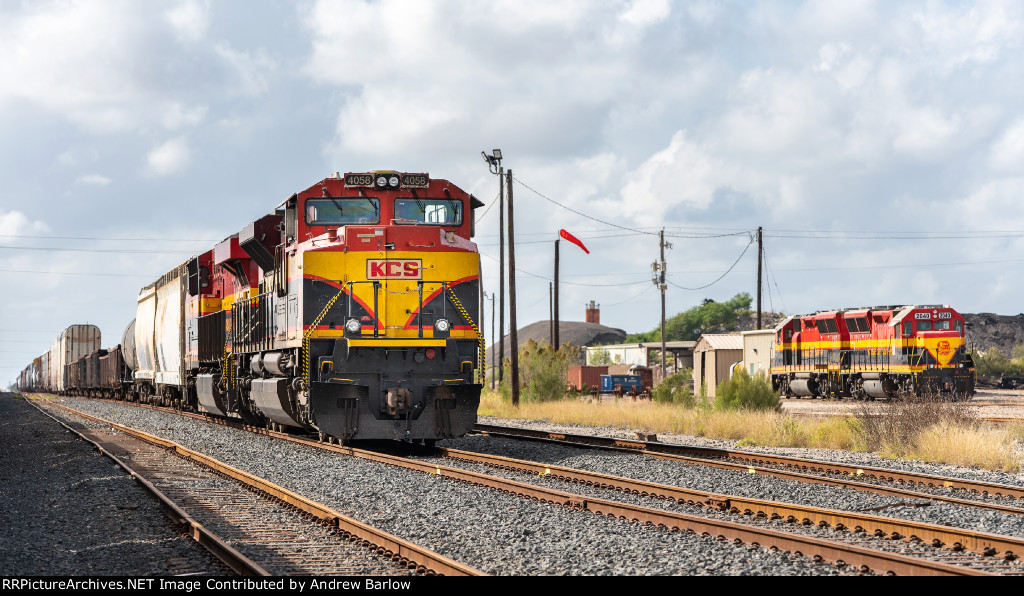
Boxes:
[429,445,1024,572]
[33,396,1024,576]
[472,423,1024,509]
[30,399,482,577]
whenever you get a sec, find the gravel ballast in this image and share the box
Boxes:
[25,394,1024,575]
[36,396,857,576]
[0,394,220,576]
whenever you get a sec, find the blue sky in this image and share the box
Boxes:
[3,0,1024,383]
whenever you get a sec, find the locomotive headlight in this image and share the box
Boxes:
[376,175,388,187]
[345,318,361,336]
[434,318,451,336]
[389,175,400,188]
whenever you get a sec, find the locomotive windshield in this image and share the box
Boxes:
[394,198,462,225]
[305,197,380,225]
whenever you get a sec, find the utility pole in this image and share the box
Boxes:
[482,150,504,385]
[757,226,763,330]
[488,292,495,388]
[506,169,520,407]
[652,230,671,381]
[548,282,553,347]
[553,238,560,350]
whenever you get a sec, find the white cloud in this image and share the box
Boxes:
[990,117,1024,174]
[165,0,210,44]
[73,174,112,187]
[619,0,671,27]
[145,137,191,176]
[0,211,49,243]
[160,102,208,131]
[891,106,961,161]
[0,1,269,134]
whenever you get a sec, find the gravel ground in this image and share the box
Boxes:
[477,415,1024,488]
[0,394,221,576]
[37,396,857,576]
[30,394,1024,575]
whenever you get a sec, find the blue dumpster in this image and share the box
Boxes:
[600,374,642,393]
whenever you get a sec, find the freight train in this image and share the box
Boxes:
[18,171,485,442]
[770,305,975,400]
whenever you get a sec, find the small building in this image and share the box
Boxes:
[692,334,743,398]
[741,329,775,377]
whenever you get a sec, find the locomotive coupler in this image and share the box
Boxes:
[386,387,411,417]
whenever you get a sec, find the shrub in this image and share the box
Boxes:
[652,369,699,408]
[499,339,579,403]
[854,392,977,455]
[712,369,780,412]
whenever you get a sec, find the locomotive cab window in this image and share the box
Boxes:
[917,321,932,331]
[934,320,950,331]
[394,198,463,225]
[305,197,380,225]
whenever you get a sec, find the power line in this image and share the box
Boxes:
[0,246,195,254]
[602,283,655,306]
[479,252,649,287]
[513,177,659,236]
[0,234,216,242]
[666,238,754,291]
[0,268,158,278]
[761,242,788,315]
[765,230,1024,239]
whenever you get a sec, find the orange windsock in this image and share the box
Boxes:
[559,229,590,254]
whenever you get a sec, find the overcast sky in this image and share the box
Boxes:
[3,0,1024,382]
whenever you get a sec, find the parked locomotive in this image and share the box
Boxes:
[20,171,486,443]
[770,305,975,400]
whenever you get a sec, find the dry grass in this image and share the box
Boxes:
[908,421,1024,472]
[479,390,861,450]
[479,390,1024,471]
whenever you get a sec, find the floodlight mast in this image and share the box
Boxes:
[482,149,505,392]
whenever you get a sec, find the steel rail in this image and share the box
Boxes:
[41,400,483,577]
[27,399,270,576]
[43,397,1001,575]
[474,425,1024,517]
[473,423,1024,500]
[437,447,1024,561]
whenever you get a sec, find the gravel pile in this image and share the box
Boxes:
[0,394,220,576]
[41,396,855,576]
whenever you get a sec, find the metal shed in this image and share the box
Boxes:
[692,334,743,399]
[741,329,775,378]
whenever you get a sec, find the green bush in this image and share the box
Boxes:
[498,339,580,403]
[974,346,1024,381]
[713,369,780,412]
[652,369,699,408]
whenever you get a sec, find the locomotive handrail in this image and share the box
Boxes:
[344,279,466,339]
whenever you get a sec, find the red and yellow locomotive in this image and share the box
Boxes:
[771,305,975,400]
[119,170,485,442]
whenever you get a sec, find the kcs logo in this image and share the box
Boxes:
[937,340,951,357]
[366,259,422,279]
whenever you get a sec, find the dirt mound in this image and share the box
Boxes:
[965,313,1024,355]
[486,320,626,365]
